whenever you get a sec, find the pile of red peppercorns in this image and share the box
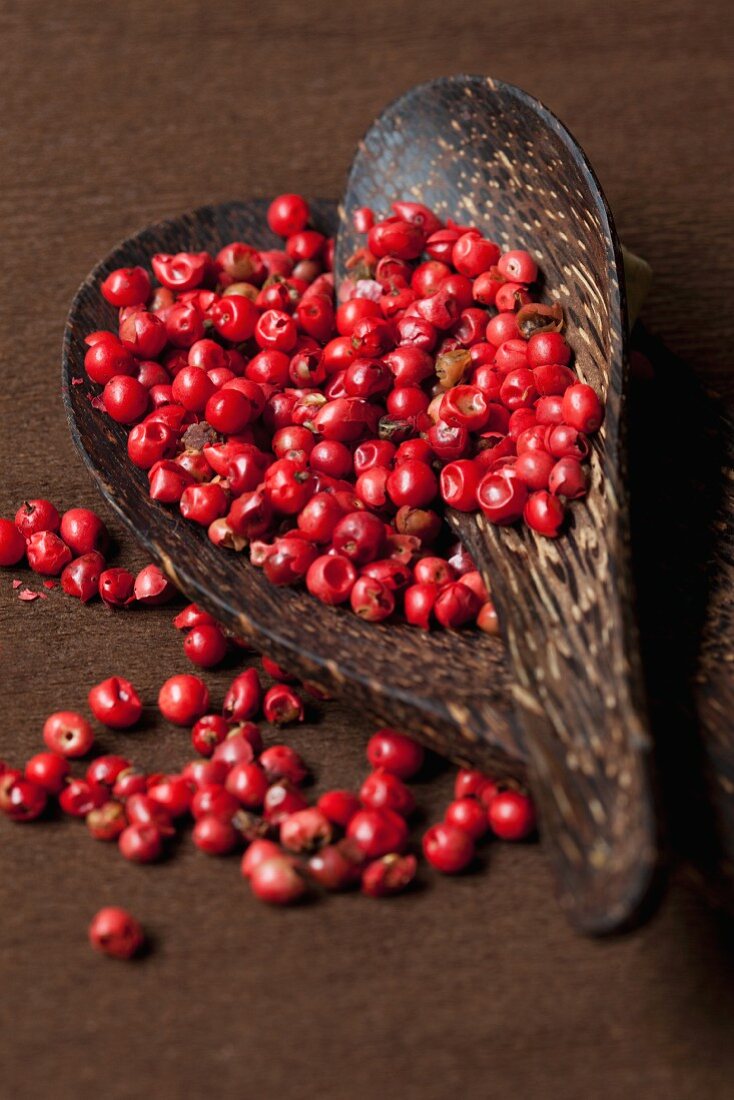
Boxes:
[80,193,602,633]
[0,191,562,960]
[0,644,534,958]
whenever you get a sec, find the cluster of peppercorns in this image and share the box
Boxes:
[0,497,177,607]
[81,193,602,632]
[0,498,253,668]
[0,644,534,958]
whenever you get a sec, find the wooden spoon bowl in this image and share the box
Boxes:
[63,76,657,933]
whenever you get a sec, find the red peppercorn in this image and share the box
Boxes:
[477,468,527,525]
[85,337,136,385]
[129,423,178,471]
[262,684,304,725]
[347,808,408,859]
[404,581,439,629]
[217,241,265,281]
[263,780,309,824]
[524,490,566,538]
[561,382,604,434]
[549,457,589,500]
[102,375,150,423]
[0,518,26,566]
[222,668,261,722]
[497,249,538,283]
[439,459,481,511]
[43,710,95,757]
[59,778,107,817]
[180,483,228,526]
[87,801,128,841]
[514,449,555,491]
[165,301,206,347]
[360,769,415,817]
[368,219,425,260]
[545,424,590,461]
[212,725,263,767]
[211,294,259,342]
[250,855,307,905]
[495,281,532,312]
[152,251,209,291]
[485,311,520,346]
[526,331,571,368]
[386,460,438,508]
[193,815,239,855]
[267,194,310,237]
[191,784,240,821]
[146,775,192,818]
[354,465,390,509]
[366,729,423,779]
[158,674,210,726]
[361,853,417,898]
[307,840,364,891]
[25,752,69,794]
[258,746,306,787]
[308,439,352,480]
[183,624,228,668]
[125,793,175,836]
[260,655,296,683]
[486,789,536,840]
[0,776,46,822]
[306,553,357,605]
[410,558,451,586]
[280,808,333,853]
[444,797,488,840]
[455,769,494,800]
[101,266,151,308]
[350,575,395,621]
[434,582,481,629]
[14,499,60,540]
[241,838,282,879]
[171,365,215,411]
[189,814,238,853]
[131,563,172,607]
[119,822,163,863]
[174,603,218,631]
[533,364,576,396]
[182,758,229,791]
[88,676,142,729]
[426,420,469,462]
[422,822,475,873]
[26,530,72,575]
[99,568,135,608]
[89,906,144,959]
[61,551,105,602]
[224,762,268,809]
[316,789,360,828]
[86,754,131,789]
[113,769,149,800]
[60,508,109,556]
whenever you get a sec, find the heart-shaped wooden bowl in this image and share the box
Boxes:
[62,76,658,933]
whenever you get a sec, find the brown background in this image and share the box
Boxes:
[1,1,733,1097]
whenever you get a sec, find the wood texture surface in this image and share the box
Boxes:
[2,1,734,1098]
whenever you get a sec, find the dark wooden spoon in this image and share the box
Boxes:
[62,77,657,933]
[335,74,658,931]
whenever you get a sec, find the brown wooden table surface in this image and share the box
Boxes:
[1,2,733,1097]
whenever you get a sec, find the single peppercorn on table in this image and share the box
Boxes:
[1,2,734,1099]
